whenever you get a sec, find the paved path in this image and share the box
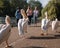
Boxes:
[0,23,60,48]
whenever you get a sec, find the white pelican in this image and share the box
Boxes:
[41,12,50,35]
[0,15,11,47]
[52,18,58,32]
[18,9,28,35]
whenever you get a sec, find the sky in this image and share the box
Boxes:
[27,0,50,7]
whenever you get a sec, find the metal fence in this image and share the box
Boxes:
[0,17,17,26]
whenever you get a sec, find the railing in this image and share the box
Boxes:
[0,17,17,27]
[0,17,16,23]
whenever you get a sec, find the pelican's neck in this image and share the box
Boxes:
[6,22,10,25]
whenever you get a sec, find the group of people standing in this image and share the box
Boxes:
[15,6,39,25]
[26,6,39,25]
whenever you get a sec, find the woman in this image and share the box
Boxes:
[41,12,50,35]
[33,6,39,24]
[18,9,28,35]
[0,15,11,47]
[26,6,33,25]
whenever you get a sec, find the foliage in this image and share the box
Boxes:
[28,0,43,17]
[42,0,60,20]
[0,0,27,17]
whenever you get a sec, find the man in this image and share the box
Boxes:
[15,7,22,24]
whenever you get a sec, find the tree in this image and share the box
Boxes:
[0,0,4,16]
[10,0,28,16]
[10,0,27,9]
[28,0,43,16]
[42,0,60,20]
[2,0,11,16]
[0,0,28,17]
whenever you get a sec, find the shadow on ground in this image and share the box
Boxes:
[22,46,45,48]
[27,34,60,39]
[30,25,41,27]
[55,34,60,38]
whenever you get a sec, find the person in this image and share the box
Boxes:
[15,7,22,24]
[18,9,28,35]
[0,15,11,47]
[33,6,39,24]
[41,12,50,35]
[26,6,33,25]
[52,18,58,32]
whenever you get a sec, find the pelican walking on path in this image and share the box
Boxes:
[0,15,11,47]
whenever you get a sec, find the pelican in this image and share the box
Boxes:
[52,18,58,32]
[18,9,28,35]
[41,12,50,35]
[0,15,11,47]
